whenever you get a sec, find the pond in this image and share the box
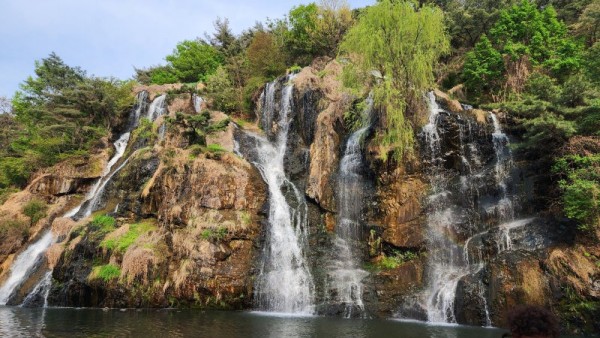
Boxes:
[0,306,511,337]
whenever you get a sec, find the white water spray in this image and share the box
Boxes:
[251,76,315,314]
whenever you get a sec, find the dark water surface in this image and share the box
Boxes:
[0,306,519,337]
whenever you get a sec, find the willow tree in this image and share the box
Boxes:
[340,0,449,160]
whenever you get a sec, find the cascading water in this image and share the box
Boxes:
[0,91,150,307]
[326,94,373,317]
[71,92,165,220]
[420,93,523,325]
[192,94,204,113]
[0,231,54,305]
[422,92,473,323]
[490,113,514,222]
[247,76,315,314]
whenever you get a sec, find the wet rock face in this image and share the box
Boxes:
[49,150,267,308]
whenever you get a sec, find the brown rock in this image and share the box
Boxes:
[434,88,463,113]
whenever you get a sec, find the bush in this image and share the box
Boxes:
[377,250,418,270]
[22,199,47,225]
[524,72,561,103]
[0,219,29,238]
[553,154,600,231]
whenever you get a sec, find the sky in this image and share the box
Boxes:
[0,0,373,98]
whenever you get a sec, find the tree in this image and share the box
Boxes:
[247,32,287,79]
[207,18,242,58]
[573,0,600,46]
[462,0,583,98]
[165,40,223,83]
[340,0,450,160]
[4,54,134,189]
[205,66,237,113]
[285,3,319,64]
[463,35,505,98]
[490,1,581,77]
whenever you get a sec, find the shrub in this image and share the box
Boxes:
[553,154,600,230]
[22,199,48,226]
[377,250,418,270]
[200,226,228,242]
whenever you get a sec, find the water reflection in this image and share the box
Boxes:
[0,306,45,337]
[0,307,510,338]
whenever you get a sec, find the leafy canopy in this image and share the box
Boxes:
[166,40,223,83]
[340,0,449,160]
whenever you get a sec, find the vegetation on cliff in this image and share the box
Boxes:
[0,53,134,199]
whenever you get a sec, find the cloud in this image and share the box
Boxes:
[0,0,373,98]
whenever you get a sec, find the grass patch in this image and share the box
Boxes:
[90,264,121,282]
[206,144,225,153]
[90,214,116,233]
[200,226,228,242]
[0,187,19,205]
[240,211,251,225]
[101,222,156,253]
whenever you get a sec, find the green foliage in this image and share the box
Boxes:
[101,222,156,253]
[166,40,224,83]
[170,110,230,147]
[553,154,600,230]
[584,42,600,85]
[377,250,418,270]
[0,53,134,190]
[204,66,237,113]
[463,0,583,98]
[131,118,156,144]
[442,0,516,49]
[206,143,225,153]
[340,0,450,160]
[283,1,354,64]
[519,113,576,153]
[0,219,29,238]
[247,32,287,80]
[91,264,121,282]
[200,226,228,242]
[90,214,117,234]
[22,199,47,225]
[463,35,505,98]
[149,66,179,85]
[524,72,561,102]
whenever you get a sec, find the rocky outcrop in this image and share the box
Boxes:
[47,93,267,309]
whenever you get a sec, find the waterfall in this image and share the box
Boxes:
[192,94,204,113]
[248,76,315,314]
[326,94,373,317]
[490,113,514,222]
[0,91,149,307]
[147,94,166,121]
[420,93,527,325]
[422,93,468,322]
[0,231,54,305]
[21,271,52,308]
[65,131,132,219]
